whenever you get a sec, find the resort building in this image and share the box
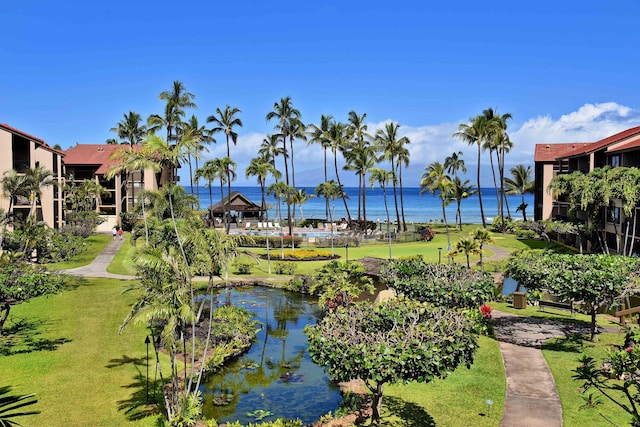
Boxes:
[0,124,65,229]
[534,126,640,251]
[63,144,160,231]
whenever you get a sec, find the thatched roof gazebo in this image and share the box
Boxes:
[209,191,265,220]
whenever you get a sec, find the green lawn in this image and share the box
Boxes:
[0,277,162,427]
[543,333,631,426]
[46,233,113,270]
[380,335,505,427]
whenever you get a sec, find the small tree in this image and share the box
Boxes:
[508,252,640,340]
[309,260,374,309]
[455,237,480,268]
[305,298,478,425]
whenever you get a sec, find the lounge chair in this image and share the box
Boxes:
[257,222,264,229]
[268,222,274,229]
[245,222,251,229]
[273,222,281,229]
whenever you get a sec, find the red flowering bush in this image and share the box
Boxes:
[480,304,492,319]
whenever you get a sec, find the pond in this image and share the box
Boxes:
[200,286,342,425]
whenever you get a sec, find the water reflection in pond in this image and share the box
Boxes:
[200,286,341,425]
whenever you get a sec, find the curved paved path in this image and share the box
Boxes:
[64,237,135,279]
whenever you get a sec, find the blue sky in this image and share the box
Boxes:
[2,0,640,187]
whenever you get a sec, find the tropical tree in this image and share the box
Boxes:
[326,121,352,221]
[268,181,291,259]
[194,160,218,224]
[24,166,55,222]
[395,137,411,232]
[315,180,343,256]
[454,113,495,228]
[183,115,214,198]
[246,157,279,273]
[310,260,374,309]
[149,80,196,143]
[369,168,395,259]
[306,114,333,219]
[109,111,148,146]
[208,105,243,232]
[290,189,313,221]
[258,134,283,179]
[420,162,453,252]
[376,122,408,232]
[266,97,300,235]
[347,111,370,220]
[305,298,478,425]
[344,143,377,232]
[505,164,534,221]
[444,151,467,178]
[450,177,477,230]
[0,170,29,234]
[455,237,480,268]
[471,228,494,270]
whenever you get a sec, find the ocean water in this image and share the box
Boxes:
[187,185,534,225]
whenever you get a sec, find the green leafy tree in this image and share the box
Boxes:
[307,115,334,218]
[507,252,640,340]
[315,180,343,257]
[472,228,494,270]
[369,168,395,259]
[450,177,477,230]
[376,122,409,232]
[381,258,495,309]
[326,121,352,221]
[305,298,478,425]
[0,255,66,334]
[310,260,374,309]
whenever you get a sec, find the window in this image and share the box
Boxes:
[610,155,621,168]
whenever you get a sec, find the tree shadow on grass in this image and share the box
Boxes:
[0,317,71,356]
[108,355,164,421]
[541,333,589,353]
[378,396,436,426]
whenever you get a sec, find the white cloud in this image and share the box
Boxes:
[185,102,640,188]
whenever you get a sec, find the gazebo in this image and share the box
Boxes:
[209,191,265,223]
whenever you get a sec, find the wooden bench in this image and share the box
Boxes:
[539,300,574,315]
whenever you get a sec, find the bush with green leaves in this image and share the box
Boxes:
[310,261,374,309]
[239,235,302,248]
[273,262,297,275]
[305,298,478,425]
[380,257,495,309]
[234,261,253,274]
[507,251,640,340]
[222,419,302,427]
[285,274,315,293]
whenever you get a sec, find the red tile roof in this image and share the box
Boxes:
[0,123,65,155]
[534,143,590,162]
[64,144,132,175]
[567,126,640,156]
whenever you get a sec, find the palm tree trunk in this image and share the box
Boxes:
[226,136,232,233]
[262,181,271,274]
[290,136,297,222]
[457,200,463,231]
[442,198,451,254]
[399,164,408,232]
[362,173,367,235]
[521,192,527,221]
[333,153,351,220]
[489,151,500,219]
[323,148,329,219]
[383,187,392,260]
[391,159,401,232]
[283,138,293,236]
[477,143,486,228]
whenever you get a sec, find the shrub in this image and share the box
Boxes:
[286,274,315,293]
[314,235,361,248]
[273,262,297,275]
[241,235,302,248]
[416,225,436,241]
[233,261,253,274]
[281,249,333,260]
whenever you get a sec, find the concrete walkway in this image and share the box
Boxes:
[64,237,135,280]
[493,310,594,427]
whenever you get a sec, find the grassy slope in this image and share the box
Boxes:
[46,233,112,270]
[381,336,505,427]
[543,333,630,426]
[0,277,161,427]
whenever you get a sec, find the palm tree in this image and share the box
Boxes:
[505,164,534,221]
[25,166,55,222]
[211,157,236,234]
[369,168,395,259]
[444,151,467,179]
[268,181,292,259]
[471,228,494,271]
[453,113,495,228]
[246,157,279,273]
[315,180,342,257]
[266,97,300,236]
[0,171,29,247]
[108,145,162,244]
[395,138,411,232]
[194,160,220,224]
[307,115,333,219]
[109,111,148,146]
[258,134,284,180]
[450,177,477,230]
[482,108,512,223]
[376,122,406,232]
[290,189,313,221]
[344,144,376,233]
[327,121,352,221]
[420,162,453,252]
[347,111,370,220]
[455,237,480,268]
[208,105,243,233]
[183,115,215,199]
